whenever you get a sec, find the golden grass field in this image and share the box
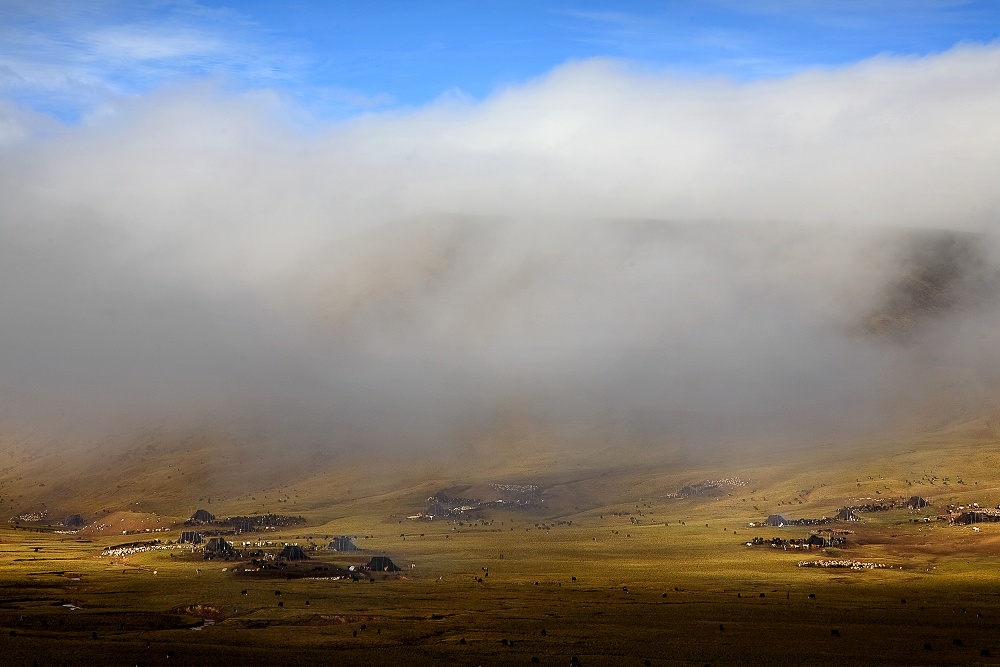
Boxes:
[4,418,1000,665]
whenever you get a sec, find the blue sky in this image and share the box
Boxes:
[1,0,998,122]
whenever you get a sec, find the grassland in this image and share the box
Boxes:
[3,419,1000,665]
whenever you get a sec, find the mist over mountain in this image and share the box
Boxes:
[1,45,999,463]
[3,213,998,460]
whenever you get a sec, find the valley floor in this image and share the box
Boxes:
[3,510,1000,665]
[5,430,1000,665]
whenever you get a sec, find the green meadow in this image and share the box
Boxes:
[3,421,1000,666]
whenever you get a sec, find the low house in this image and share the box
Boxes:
[763,514,788,527]
[835,508,860,522]
[189,509,216,524]
[805,534,829,547]
[204,537,233,554]
[279,545,308,560]
[906,496,929,510]
[231,517,255,534]
[329,536,358,552]
[365,556,400,572]
[426,497,449,516]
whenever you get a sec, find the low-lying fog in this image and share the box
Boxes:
[1,44,999,458]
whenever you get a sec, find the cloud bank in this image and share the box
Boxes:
[1,44,999,456]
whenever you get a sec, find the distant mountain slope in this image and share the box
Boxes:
[274,215,1000,443]
[2,217,999,518]
[866,229,999,339]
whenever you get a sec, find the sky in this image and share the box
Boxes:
[1,2,1000,458]
[2,1,999,123]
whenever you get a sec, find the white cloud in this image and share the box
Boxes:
[1,44,999,452]
[83,26,229,61]
[0,1,315,119]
